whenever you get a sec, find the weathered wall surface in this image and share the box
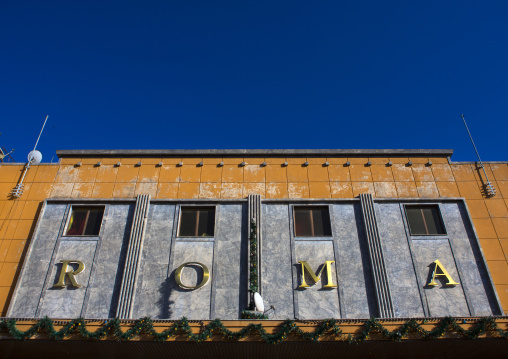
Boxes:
[259,200,500,320]
[131,203,175,319]
[0,155,507,316]
[375,202,424,317]
[8,201,248,319]
[8,203,134,318]
[375,201,497,317]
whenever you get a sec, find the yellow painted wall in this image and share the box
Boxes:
[0,156,507,316]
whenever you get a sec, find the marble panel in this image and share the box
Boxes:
[167,241,214,320]
[411,239,470,317]
[85,203,134,318]
[261,204,294,319]
[131,204,175,319]
[38,240,97,318]
[8,204,66,317]
[375,202,425,317]
[294,241,340,319]
[441,202,499,315]
[331,203,375,318]
[213,203,247,319]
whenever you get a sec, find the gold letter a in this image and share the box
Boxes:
[427,259,459,286]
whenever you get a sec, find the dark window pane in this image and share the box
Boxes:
[406,207,427,235]
[406,206,446,235]
[294,208,312,236]
[180,208,198,236]
[84,209,104,236]
[67,209,88,235]
[294,207,331,237]
[66,207,104,236]
[197,208,215,236]
[422,207,446,235]
[312,208,332,236]
[179,207,215,237]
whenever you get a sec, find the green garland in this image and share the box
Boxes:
[0,316,506,343]
[351,316,508,342]
[241,311,268,320]
[249,219,258,293]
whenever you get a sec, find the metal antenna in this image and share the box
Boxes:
[28,115,49,164]
[461,114,496,197]
[12,115,49,198]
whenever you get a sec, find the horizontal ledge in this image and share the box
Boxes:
[263,198,360,203]
[55,149,454,158]
[45,198,465,203]
[373,197,463,202]
[3,315,507,323]
[46,198,247,202]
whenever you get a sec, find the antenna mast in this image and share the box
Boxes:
[12,115,49,198]
[461,114,496,197]
[28,115,49,164]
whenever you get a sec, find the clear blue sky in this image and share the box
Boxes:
[1,1,507,162]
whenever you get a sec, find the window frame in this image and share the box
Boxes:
[63,205,106,237]
[403,204,447,236]
[292,205,333,238]
[177,206,216,238]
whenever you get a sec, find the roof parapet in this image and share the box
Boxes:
[56,149,454,158]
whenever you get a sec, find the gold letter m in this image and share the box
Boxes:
[298,261,337,289]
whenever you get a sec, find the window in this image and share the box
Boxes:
[178,207,215,237]
[294,206,332,237]
[405,205,446,235]
[66,207,104,236]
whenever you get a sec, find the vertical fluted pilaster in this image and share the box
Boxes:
[248,194,262,308]
[116,194,150,319]
[359,194,394,318]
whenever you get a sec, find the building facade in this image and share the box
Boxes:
[0,149,507,357]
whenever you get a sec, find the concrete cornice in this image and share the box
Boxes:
[56,149,454,158]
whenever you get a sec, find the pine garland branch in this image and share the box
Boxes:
[249,219,258,293]
[241,311,268,320]
[1,316,506,343]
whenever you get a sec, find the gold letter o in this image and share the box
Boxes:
[175,262,210,290]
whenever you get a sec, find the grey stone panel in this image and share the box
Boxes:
[38,241,97,318]
[167,241,214,320]
[294,241,340,319]
[213,204,247,319]
[331,203,375,318]
[441,202,498,315]
[261,204,294,319]
[8,204,67,317]
[411,240,470,317]
[131,204,175,319]
[375,203,424,317]
[85,204,134,318]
